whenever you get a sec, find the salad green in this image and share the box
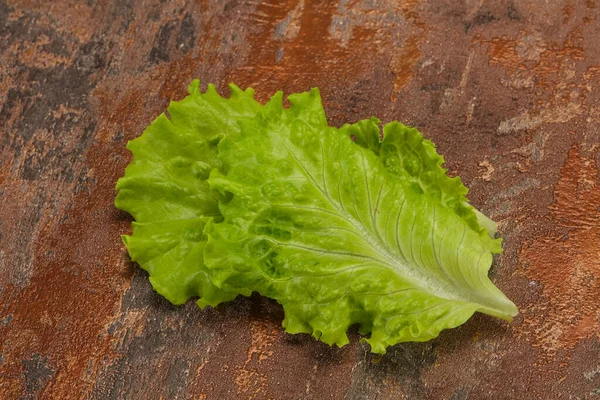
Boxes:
[115,80,517,353]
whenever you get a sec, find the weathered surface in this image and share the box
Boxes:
[0,0,599,398]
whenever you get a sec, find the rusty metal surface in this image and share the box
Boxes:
[1,0,599,398]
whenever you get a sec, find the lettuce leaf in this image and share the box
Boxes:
[115,81,517,353]
[115,80,259,307]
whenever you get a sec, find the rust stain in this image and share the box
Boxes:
[229,0,354,99]
[390,0,427,101]
[390,35,422,101]
[234,320,278,399]
[95,88,147,142]
[482,35,521,69]
[158,54,205,101]
[397,0,423,23]
[563,4,574,24]
[227,0,427,107]
[477,29,584,80]
[535,30,584,77]
[520,145,600,358]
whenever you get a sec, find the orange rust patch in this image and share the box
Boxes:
[520,145,600,358]
[398,0,423,23]
[95,87,147,141]
[228,1,356,99]
[389,0,426,101]
[563,5,574,24]
[234,320,279,399]
[159,54,205,101]
[226,0,427,105]
[483,35,520,69]
[477,29,584,80]
[390,35,422,100]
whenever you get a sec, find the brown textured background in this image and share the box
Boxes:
[1,0,599,399]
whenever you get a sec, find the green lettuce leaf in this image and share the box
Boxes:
[115,80,260,307]
[115,81,517,353]
[204,89,516,353]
